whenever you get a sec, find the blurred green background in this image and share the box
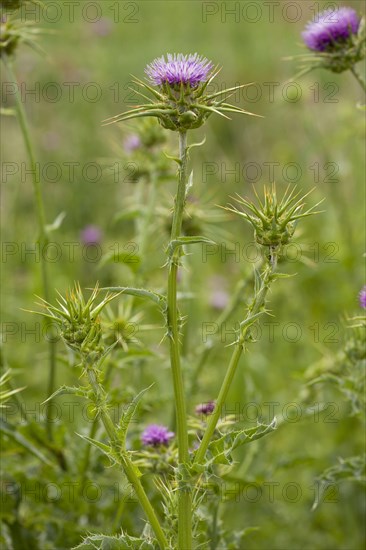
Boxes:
[1,1,365,548]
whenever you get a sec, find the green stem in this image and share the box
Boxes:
[86,369,168,549]
[350,66,366,93]
[79,363,114,494]
[194,256,277,465]
[166,131,191,549]
[2,55,56,439]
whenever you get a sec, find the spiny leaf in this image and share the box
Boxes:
[118,385,154,448]
[202,418,277,467]
[76,433,112,460]
[167,236,215,257]
[41,385,87,405]
[72,532,159,549]
[0,419,53,466]
[100,287,166,308]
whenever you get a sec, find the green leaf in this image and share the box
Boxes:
[312,454,366,510]
[114,207,143,223]
[0,419,53,466]
[118,385,153,447]
[100,287,166,308]
[41,385,87,405]
[73,532,158,549]
[96,342,119,370]
[167,236,215,257]
[99,251,141,273]
[46,211,66,233]
[0,107,16,117]
[205,418,277,466]
[75,433,112,461]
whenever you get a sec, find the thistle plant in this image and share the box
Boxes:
[96,54,320,549]
[290,6,366,92]
[30,54,322,549]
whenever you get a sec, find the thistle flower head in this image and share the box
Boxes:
[123,134,141,153]
[145,53,213,88]
[295,8,365,75]
[103,53,260,132]
[80,225,102,245]
[195,401,216,415]
[226,185,324,250]
[302,7,360,52]
[359,286,366,309]
[34,283,118,360]
[141,424,174,447]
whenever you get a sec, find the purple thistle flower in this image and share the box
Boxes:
[210,289,229,310]
[80,225,102,245]
[196,401,216,415]
[145,53,213,88]
[359,286,366,309]
[90,17,113,37]
[141,424,174,447]
[302,7,360,52]
[123,134,141,153]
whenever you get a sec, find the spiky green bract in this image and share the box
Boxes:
[34,283,118,361]
[103,70,260,132]
[226,184,323,250]
[0,370,25,407]
[0,15,45,58]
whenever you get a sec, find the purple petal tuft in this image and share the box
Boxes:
[141,424,175,446]
[359,286,366,309]
[302,7,360,51]
[145,53,213,87]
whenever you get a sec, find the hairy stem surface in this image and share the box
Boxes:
[194,255,277,465]
[166,131,192,549]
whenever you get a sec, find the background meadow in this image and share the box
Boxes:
[1,1,365,548]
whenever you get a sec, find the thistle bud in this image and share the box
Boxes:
[226,185,323,254]
[0,19,19,57]
[34,284,118,362]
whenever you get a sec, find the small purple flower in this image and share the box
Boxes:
[90,17,113,37]
[80,225,102,245]
[145,53,213,88]
[302,7,360,52]
[123,134,141,153]
[210,289,229,311]
[141,424,174,447]
[359,286,366,309]
[196,401,216,415]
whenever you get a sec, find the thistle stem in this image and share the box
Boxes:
[166,131,191,549]
[86,368,168,549]
[2,55,56,440]
[350,66,366,93]
[194,257,276,465]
